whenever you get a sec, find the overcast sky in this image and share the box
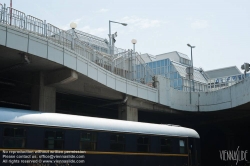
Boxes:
[1,0,250,71]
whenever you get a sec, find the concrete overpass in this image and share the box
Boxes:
[0,21,250,114]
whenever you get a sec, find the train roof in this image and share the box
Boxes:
[0,107,199,138]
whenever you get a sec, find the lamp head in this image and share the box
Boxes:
[131,39,137,44]
[187,43,195,48]
[70,22,77,29]
[121,23,127,26]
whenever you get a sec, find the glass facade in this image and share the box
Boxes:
[136,58,207,91]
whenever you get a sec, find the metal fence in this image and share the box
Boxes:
[0,5,155,87]
[207,73,250,91]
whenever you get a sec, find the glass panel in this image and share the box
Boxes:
[165,67,168,73]
[178,78,183,86]
[157,68,160,74]
[153,69,156,74]
[161,60,164,66]
[137,137,144,144]
[117,135,125,142]
[110,134,125,151]
[170,73,174,79]
[165,59,168,66]
[14,129,25,137]
[137,136,150,152]
[4,128,14,137]
[153,62,156,68]
[80,142,96,151]
[80,132,97,150]
[160,138,172,153]
[110,134,117,142]
[3,137,25,148]
[174,72,178,79]
[56,132,63,139]
[157,61,160,67]
[55,140,64,149]
[45,131,55,139]
[45,131,64,150]
[161,67,164,74]
[179,139,186,154]
[174,80,178,87]
[149,62,152,68]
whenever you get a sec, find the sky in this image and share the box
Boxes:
[1,0,250,71]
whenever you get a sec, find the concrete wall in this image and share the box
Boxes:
[157,75,250,112]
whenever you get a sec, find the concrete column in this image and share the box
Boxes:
[31,72,56,112]
[118,105,138,121]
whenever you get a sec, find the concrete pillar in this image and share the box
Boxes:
[118,96,138,121]
[118,105,138,121]
[31,72,56,112]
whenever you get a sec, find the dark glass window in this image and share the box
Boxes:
[80,132,97,151]
[44,131,64,150]
[110,134,125,151]
[3,128,26,148]
[179,139,187,154]
[137,136,150,152]
[160,137,172,153]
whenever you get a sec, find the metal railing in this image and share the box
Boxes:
[0,5,155,88]
[207,73,250,91]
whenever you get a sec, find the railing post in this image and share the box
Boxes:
[71,33,75,50]
[43,20,47,37]
[24,15,27,29]
[93,50,96,63]
[3,4,6,24]
[0,5,2,23]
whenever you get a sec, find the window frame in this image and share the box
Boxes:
[109,133,125,152]
[80,131,97,151]
[137,135,150,153]
[160,137,173,153]
[3,127,26,148]
[44,130,64,150]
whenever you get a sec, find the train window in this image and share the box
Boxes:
[110,134,125,151]
[44,131,64,150]
[137,136,150,152]
[179,139,186,154]
[3,128,26,148]
[160,137,172,153]
[80,132,97,151]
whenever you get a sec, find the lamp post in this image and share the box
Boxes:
[131,39,137,81]
[131,39,137,52]
[70,22,78,49]
[187,43,195,92]
[109,20,127,55]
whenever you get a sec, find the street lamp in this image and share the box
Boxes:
[109,20,127,55]
[70,22,79,50]
[70,22,77,29]
[187,43,195,92]
[131,39,137,52]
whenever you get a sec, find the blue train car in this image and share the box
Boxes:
[0,107,200,166]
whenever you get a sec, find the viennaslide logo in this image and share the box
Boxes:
[219,146,248,165]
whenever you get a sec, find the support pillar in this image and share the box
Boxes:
[118,96,138,121]
[118,105,138,121]
[31,72,56,112]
